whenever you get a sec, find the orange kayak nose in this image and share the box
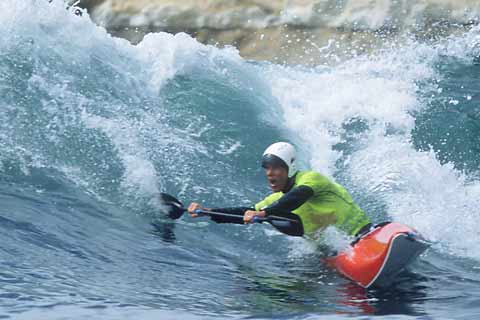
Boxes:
[325,222,430,288]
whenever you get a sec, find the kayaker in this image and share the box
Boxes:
[187,142,371,237]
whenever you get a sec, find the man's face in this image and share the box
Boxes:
[264,165,289,192]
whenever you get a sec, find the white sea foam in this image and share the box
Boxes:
[266,29,480,260]
[349,135,480,258]
[3,0,480,262]
[264,40,436,175]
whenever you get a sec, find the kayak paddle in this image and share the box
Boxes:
[159,193,298,228]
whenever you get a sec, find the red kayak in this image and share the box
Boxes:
[325,222,430,288]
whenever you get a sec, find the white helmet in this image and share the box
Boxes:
[261,142,298,178]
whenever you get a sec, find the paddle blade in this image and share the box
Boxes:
[159,193,185,219]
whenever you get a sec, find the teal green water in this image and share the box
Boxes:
[1,1,480,319]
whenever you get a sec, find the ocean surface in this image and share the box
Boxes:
[1,1,480,319]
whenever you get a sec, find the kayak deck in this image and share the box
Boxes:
[326,222,430,288]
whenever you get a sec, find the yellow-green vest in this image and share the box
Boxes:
[255,171,370,236]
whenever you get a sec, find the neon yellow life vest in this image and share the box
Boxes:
[254,170,370,236]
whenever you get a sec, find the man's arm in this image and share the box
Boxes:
[262,186,314,215]
[194,186,313,237]
[265,211,304,236]
[210,206,304,237]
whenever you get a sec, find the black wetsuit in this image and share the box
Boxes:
[210,186,313,237]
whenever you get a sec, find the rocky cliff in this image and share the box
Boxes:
[80,0,480,64]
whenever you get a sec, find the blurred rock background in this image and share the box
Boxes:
[76,0,480,64]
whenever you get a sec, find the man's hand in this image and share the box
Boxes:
[243,210,266,224]
[187,202,207,218]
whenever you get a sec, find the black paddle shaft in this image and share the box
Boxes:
[159,193,298,226]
